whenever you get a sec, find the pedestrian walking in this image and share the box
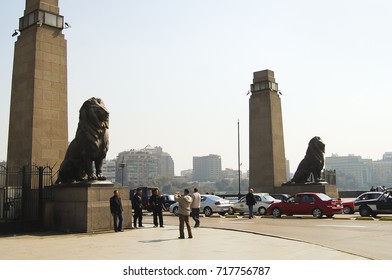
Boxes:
[191,188,201,227]
[246,188,257,219]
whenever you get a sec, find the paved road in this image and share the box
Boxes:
[191,213,392,260]
[1,213,391,260]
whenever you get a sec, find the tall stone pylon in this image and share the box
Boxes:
[249,70,286,193]
[7,0,68,171]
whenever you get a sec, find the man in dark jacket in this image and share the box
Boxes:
[110,190,123,232]
[132,187,144,228]
[246,188,257,219]
[149,189,164,227]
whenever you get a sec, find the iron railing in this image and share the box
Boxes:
[0,164,55,232]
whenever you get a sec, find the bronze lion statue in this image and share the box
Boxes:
[55,97,109,184]
[283,136,325,185]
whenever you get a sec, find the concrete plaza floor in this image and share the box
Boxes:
[0,222,366,260]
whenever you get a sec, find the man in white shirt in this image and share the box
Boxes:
[191,188,201,227]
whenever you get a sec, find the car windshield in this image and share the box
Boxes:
[263,195,275,201]
[206,195,223,201]
[317,193,331,201]
[356,193,382,201]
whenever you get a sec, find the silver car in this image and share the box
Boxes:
[229,193,280,215]
[169,194,231,217]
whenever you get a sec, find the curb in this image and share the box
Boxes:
[225,215,239,218]
[355,217,375,221]
[379,217,392,221]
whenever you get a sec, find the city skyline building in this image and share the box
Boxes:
[114,145,174,187]
[326,154,373,190]
[101,159,116,183]
[193,154,222,182]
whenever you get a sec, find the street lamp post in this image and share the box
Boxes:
[119,157,126,186]
[238,120,241,200]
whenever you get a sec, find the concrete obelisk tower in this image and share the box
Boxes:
[249,70,286,193]
[7,0,68,170]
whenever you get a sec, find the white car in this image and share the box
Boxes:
[169,194,231,217]
[229,193,280,215]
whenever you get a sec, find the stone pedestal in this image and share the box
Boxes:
[276,183,339,198]
[44,181,132,233]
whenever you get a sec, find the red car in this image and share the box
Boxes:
[267,192,343,218]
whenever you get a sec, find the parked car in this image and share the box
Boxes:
[270,193,290,202]
[162,194,176,211]
[355,189,392,217]
[169,194,231,217]
[229,193,279,215]
[267,192,343,218]
[342,192,383,214]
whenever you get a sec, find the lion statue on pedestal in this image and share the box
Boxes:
[283,136,325,185]
[55,97,109,184]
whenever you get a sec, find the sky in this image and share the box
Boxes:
[1,0,392,176]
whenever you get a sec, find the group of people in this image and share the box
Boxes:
[109,187,201,239]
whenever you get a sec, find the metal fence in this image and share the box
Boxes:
[0,164,55,232]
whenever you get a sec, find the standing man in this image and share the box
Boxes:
[174,189,193,239]
[191,188,201,227]
[149,189,164,228]
[246,188,257,219]
[110,190,123,232]
[132,187,144,228]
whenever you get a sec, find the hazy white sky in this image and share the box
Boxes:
[1,0,392,176]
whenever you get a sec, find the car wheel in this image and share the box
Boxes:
[204,207,213,217]
[343,206,353,214]
[173,206,178,216]
[272,207,281,218]
[228,207,234,215]
[312,208,323,218]
[359,206,371,217]
[258,207,267,215]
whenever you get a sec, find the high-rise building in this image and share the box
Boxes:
[325,154,372,190]
[101,159,116,183]
[193,154,222,182]
[372,152,392,186]
[115,146,174,187]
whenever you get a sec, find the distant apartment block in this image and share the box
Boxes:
[372,152,392,186]
[193,154,222,182]
[115,145,174,187]
[325,154,372,190]
[101,159,116,183]
[180,169,193,180]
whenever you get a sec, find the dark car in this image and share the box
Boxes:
[267,192,343,218]
[355,189,392,217]
[162,194,176,211]
[342,191,383,214]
